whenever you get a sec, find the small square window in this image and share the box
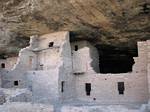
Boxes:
[1,63,5,68]
[14,81,19,86]
[49,42,54,47]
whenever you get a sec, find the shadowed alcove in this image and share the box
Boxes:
[96,44,138,74]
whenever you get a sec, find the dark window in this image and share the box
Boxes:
[75,45,78,51]
[118,82,125,95]
[93,98,96,101]
[49,42,54,47]
[61,81,65,93]
[14,81,19,86]
[1,63,5,68]
[85,83,91,96]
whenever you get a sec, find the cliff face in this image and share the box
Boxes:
[0,0,150,56]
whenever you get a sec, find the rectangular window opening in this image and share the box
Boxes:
[85,83,91,96]
[1,63,5,68]
[61,81,65,93]
[118,82,125,95]
[14,81,19,86]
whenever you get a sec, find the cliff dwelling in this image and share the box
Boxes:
[0,31,150,112]
[0,0,150,111]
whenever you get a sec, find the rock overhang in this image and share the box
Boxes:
[0,0,150,57]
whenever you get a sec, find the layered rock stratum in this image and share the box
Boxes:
[0,0,150,56]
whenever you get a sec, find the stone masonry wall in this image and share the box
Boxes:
[74,40,149,104]
[71,41,100,74]
[26,31,76,103]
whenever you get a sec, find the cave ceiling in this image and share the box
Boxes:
[0,0,150,57]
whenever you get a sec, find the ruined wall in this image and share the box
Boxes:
[37,48,60,70]
[0,31,149,105]
[36,31,70,70]
[133,42,148,73]
[26,70,59,104]
[26,31,76,103]
[6,57,18,70]
[74,40,149,104]
[71,41,100,73]
[0,57,18,70]
[58,33,76,101]
[1,47,37,88]
[25,32,66,104]
[37,32,67,50]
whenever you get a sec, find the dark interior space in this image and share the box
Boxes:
[96,44,138,74]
